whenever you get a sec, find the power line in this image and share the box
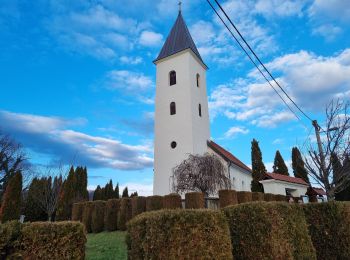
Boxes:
[212,0,314,123]
[205,0,308,128]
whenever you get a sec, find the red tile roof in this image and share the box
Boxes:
[207,140,251,173]
[263,173,309,186]
[307,187,327,196]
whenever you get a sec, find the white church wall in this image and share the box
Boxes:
[260,179,308,197]
[229,164,252,192]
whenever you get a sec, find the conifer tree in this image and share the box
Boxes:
[93,185,102,201]
[273,150,289,176]
[333,154,350,201]
[104,180,114,200]
[122,187,129,198]
[114,183,120,199]
[130,191,138,197]
[251,139,266,192]
[24,178,48,221]
[0,171,22,222]
[291,147,309,183]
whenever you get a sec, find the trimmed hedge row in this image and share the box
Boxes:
[127,209,233,259]
[163,193,182,209]
[91,200,106,233]
[0,221,86,259]
[104,199,120,231]
[223,202,316,259]
[81,201,94,233]
[303,201,350,259]
[185,192,204,209]
[252,192,264,201]
[131,196,146,218]
[118,198,132,231]
[237,191,252,204]
[72,202,85,221]
[219,189,237,208]
[146,196,163,211]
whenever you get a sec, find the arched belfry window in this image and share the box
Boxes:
[196,73,200,87]
[198,103,202,117]
[170,102,176,115]
[169,71,176,86]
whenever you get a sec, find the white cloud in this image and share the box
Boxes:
[105,70,154,92]
[272,138,284,145]
[309,0,350,23]
[254,0,305,18]
[119,56,143,65]
[312,24,342,41]
[224,126,249,138]
[120,182,153,196]
[139,30,163,47]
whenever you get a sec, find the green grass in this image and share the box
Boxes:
[86,231,127,260]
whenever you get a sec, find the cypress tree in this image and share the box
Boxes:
[273,150,289,176]
[122,187,129,198]
[0,171,22,222]
[130,191,138,197]
[114,183,120,199]
[334,154,350,201]
[93,185,102,201]
[105,180,114,200]
[251,139,266,192]
[291,147,309,183]
[24,178,48,222]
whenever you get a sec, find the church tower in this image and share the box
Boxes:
[153,9,210,195]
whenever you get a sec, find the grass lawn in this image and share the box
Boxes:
[86,231,127,260]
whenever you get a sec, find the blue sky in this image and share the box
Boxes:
[1,0,349,195]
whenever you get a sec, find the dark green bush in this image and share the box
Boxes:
[223,202,316,259]
[237,191,252,204]
[146,195,163,211]
[127,209,233,259]
[131,196,146,218]
[118,198,132,231]
[185,192,204,209]
[91,201,106,233]
[275,194,287,202]
[72,202,85,221]
[0,221,22,258]
[81,201,94,233]
[251,192,264,201]
[20,221,86,259]
[163,193,182,209]
[219,190,237,208]
[303,201,350,259]
[104,199,120,231]
[264,193,274,201]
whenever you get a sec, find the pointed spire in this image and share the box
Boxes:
[154,11,206,68]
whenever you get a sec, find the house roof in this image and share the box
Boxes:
[154,12,206,67]
[307,187,327,196]
[207,140,252,173]
[262,173,309,186]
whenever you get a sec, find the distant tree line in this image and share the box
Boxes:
[92,180,137,201]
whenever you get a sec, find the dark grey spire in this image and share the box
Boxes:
[154,12,206,67]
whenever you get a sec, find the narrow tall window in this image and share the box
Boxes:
[198,103,202,117]
[169,70,176,86]
[196,73,200,87]
[170,102,176,115]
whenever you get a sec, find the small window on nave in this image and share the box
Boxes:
[196,73,200,87]
[169,70,176,86]
[170,102,176,115]
[198,103,202,117]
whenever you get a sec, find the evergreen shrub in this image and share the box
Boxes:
[146,196,163,211]
[118,198,132,231]
[91,201,106,233]
[185,192,204,209]
[219,190,238,208]
[131,196,146,218]
[127,209,233,259]
[163,193,182,209]
[303,201,350,259]
[104,199,120,231]
[81,201,94,233]
[223,202,316,259]
[251,192,264,201]
[237,191,252,204]
[264,193,275,201]
[72,202,85,221]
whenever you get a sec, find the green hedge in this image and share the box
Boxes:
[72,202,85,221]
[0,221,86,260]
[185,192,204,209]
[163,193,182,209]
[91,201,106,233]
[146,195,163,211]
[251,192,264,201]
[104,199,120,231]
[219,190,237,208]
[118,198,132,231]
[237,191,252,204]
[275,194,287,202]
[127,209,233,259]
[131,196,146,218]
[264,193,275,202]
[82,201,94,233]
[223,202,316,259]
[303,202,350,259]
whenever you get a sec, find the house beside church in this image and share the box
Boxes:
[152,8,253,196]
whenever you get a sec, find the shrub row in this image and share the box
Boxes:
[105,199,120,231]
[0,221,86,259]
[163,193,182,209]
[127,209,233,259]
[185,192,204,209]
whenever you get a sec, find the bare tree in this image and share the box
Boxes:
[172,153,231,196]
[304,99,350,199]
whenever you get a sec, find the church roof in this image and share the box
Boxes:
[262,173,309,186]
[207,140,252,173]
[154,12,206,67]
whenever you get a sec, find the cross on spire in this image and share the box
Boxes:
[178,1,182,13]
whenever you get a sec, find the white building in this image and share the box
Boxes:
[153,9,252,195]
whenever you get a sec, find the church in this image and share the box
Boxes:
[152,8,253,196]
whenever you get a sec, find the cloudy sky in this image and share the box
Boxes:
[1,0,349,195]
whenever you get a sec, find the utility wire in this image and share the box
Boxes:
[213,0,314,123]
[205,0,308,128]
